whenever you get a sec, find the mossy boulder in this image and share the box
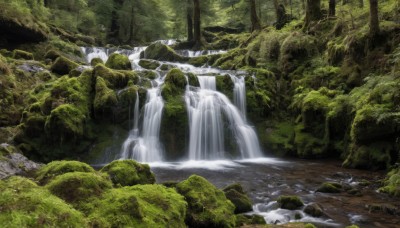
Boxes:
[87,184,187,228]
[223,183,253,213]
[44,49,62,61]
[277,195,304,210]
[90,57,104,66]
[304,203,324,217]
[236,214,266,226]
[105,53,131,70]
[0,54,10,75]
[343,142,394,170]
[216,74,234,99]
[100,160,155,187]
[144,42,188,62]
[0,176,88,227]
[316,182,342,193]
[94,64,138,89]
[379,167,400,197]
[94,77,118,119]
[46,172,112,204]
[36,160,95,184]
[176,175,236,228]
[139,59,160,70]
[188,55,209,67]
[50,56,79,75]
[12,49,34,60]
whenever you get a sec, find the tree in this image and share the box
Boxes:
[369,0,379,37]
[193,0,202,48]
[249,0,261,32]
[329,0,335,16]
[274,0,288,29]
[304,0,321,30]
[187,0,193,41]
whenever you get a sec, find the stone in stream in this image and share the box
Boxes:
[304,203,324,217]
[223,183,253,213]
[105,53,131,70]
[144,42,188,62]
[277,195,304,210]
[316,182,343,193]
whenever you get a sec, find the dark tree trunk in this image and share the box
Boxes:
[128,3,135,44]
[108,0,124,43]
[193,0,202,48]
[250,0,262,32]
[274,0,288,29]
[187,0,193,41]
[329,0,335,16]
[369,0,379,37]
[304,0,321,29]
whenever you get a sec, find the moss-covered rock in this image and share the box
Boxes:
[36,160,95,184]
[13,49,34,60]
[216,74,234,99]
[86,184,187,228]
[105,53,131,70]
[144,42,188,62]
[316,182,342,193]
[44,49,62,61]
[277,195,304,210]
[0,176,88,227]
[379,167,400,197]
[236,214,266,226]
[176,175,236,228]
[304,203,324,217]
[50,56,79,75]
[46,172,112,204]
[0,53,11,75]
[94,77,118,119]
[100,160,155,187]
[223,183,253,213]
[90,57,104,66]
[139,59,160,70]
[343,142,395,170]
[93,64,138,89]
[188,55,209,67]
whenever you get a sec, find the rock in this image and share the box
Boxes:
[223,183,253,213]
[277,195,304,210]
[366,203,399,215]
[379,167,400,197]
[188,56,209,67]
[138,59,160,70]
[304,203,324,217]
[0,16,48,44]
[105,53,131,70]
[93,64,138,89]
[144,42,188,62]
[0,144,41,180]
[86,184,187,228]
[36,160,95,184]
[100,160,155,187]
[90,57,104,66]
[316,182,342,193]
[44,49,62,61]
[17,62,46,73]
[51,56,79,75]
[235,214,266,226]
[176,175,236,228]
[46,172,112,204]
[93,77,118,119]
[0,176,88,227]
[12,50,34,60]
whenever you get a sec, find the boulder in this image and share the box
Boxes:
[138,59,160,70]
[50,56,79,75]
[223,183,253,213]
[105,53,131,70]
[144,42,188,62]
[36,160,95,184]
[277,195,304,210]
[12,50,34,60]
[316,182,342,193]
[304,203,324,217]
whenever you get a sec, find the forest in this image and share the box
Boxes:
[0,0,399,227]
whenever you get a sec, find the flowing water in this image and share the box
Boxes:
[82,42,400,227]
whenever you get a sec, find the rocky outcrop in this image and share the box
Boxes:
[0,144,41,179]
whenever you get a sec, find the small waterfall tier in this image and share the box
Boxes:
[185,76,262,160]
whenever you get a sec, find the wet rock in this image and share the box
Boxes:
[51,56,79,75]
[235,214,266,226]
[138,59,160,70]
[0,144,41,179]
[90,57,104,66]
[144,42,188,62]
[277,195,304,210]
[366,203,399,215]
[223,183,253,213]
[316,182,342,193]
[304,203,324,217]
[105,53,131,70]
[17,62,46,73]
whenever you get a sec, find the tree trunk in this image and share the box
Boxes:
[187,0,193,41]
[250,0,261,32]
[369,0,379,37]
[329,0,335,16]
[274,0,288,29]
[193,0,202,48]
[304,0,321,29]
[359,0,364,7]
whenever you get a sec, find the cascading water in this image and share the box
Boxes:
[230,75,247,121]
[186,76,262,160]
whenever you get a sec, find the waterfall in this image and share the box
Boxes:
[230,75,247,121]
[120,91,140,159]
[120,77,165,162]
[186,76,262,160]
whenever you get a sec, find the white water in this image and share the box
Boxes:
[230,74,247,120]
[177,50,226,58]
[186,76,262,160]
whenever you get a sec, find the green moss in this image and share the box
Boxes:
[0,176,88,227]
[164,68,187,90]
[303,203,324,217]
[294,124,328,158]
[94,77,118,119]
[138,59,160,70]
[90,57,103,66]
[144,42,188,62]
[100,160,155,187]
[265,121,295,155]
[343,142,394,170]
[379,167,400,197]
[50,56,79,75]
[176,175,236,228]
[94,64,138,89]
[216,74,234,99]
[36,160,95,184]
[188,55,209,67]
[86,184,187,228]
[0,54,11,75]
[213,48,246,70]
[235,214,266,226]
[44,49,62,61]
[277,195,304,210]
[13,49,34,60]
[316,182,342,193]
[46,172,112,204]
[223,183,252,213]
[105,53,131,70]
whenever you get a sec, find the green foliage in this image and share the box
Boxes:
[100,160,155,187]
[105,53,131,70]
[176,175,236,228]
[277,195,304,210]
[36,160,95,184]
[379,167,400,197]
[0,176,88,227]
[86,184,187,228]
